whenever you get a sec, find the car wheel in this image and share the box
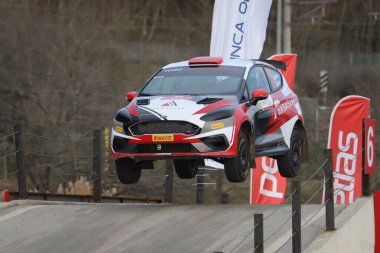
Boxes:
[224,131,250,182]
[115,158,141,184]
[277,127,302,178]
[174,159,198,179]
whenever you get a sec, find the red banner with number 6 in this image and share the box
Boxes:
[364,118,376,174]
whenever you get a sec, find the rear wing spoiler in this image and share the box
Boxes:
[255,59,287,71]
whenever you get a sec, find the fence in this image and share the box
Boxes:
[0,124,379,252]
[0,123,162,203]
[0,123,218,204]
[231,127,379,253]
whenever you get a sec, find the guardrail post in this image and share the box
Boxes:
[292,180,301,253]
[14,123,27,199]
[196,168,204,204]
[362,173,371,196]
[93,129,102,203]
[164,160,173,203]
[254,213,264,253]
[324,149,335,231]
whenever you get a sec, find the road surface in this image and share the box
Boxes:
[0,201,345,253]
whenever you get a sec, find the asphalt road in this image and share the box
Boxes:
[0,202,345,253]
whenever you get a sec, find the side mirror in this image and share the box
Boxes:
[250,89,269,105]
[125,91,137,102]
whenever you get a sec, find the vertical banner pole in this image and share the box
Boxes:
[93,130,102,203]
[292,180,301,253]
[324,149,335,231]
[196,169,204,204]
[254,213,264,253]
[14,123,27,199]
[164,160,173,203]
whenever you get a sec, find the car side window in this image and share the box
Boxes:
[264,67,282,92]
[246,67,271,97]
[242,85,250,101]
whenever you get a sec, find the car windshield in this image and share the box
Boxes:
[140,66,245,96]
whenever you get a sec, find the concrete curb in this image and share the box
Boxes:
[0,201,19,210]
[304,196,375,253]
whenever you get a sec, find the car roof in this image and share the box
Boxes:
[163,58,259,69]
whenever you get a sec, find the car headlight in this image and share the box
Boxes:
[200,106,235,122]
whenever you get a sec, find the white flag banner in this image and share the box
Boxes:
[210,0,272,59]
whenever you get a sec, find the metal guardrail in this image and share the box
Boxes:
[7,191,162,204]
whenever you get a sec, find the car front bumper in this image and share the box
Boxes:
[110,127,237,160]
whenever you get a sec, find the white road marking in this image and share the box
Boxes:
[0,206,40,223]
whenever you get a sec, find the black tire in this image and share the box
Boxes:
[224,131,250,182]
[277,127,302,178]
[174,159,198,179]
[115,158,141,184]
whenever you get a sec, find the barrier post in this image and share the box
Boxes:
[14,123,27,199]
[254,213,264,253]
[292,180,301,253]
[4,190,9,202]
[324,149,335,231]
[93,130,102,203]
[164,160,173,203]
[196,169,204,204]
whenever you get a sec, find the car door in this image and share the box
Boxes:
[246,66,277,149]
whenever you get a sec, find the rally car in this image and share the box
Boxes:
[111,55,308,184]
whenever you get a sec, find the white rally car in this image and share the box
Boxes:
[111,56,308,184]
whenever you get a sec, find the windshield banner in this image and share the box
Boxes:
[326,95,370,204]
[210,0,272,59]
[250,157,286,205]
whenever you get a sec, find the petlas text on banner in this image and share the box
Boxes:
[327,95,370,204]
[250,157,286,205]
[210,0,272,59]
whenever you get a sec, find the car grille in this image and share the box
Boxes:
[133,144,198,153]
[129,121,200,135]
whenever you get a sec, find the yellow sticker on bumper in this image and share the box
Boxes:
[211,122,225,130]
[152,134,174,142]
[115,126,123,133]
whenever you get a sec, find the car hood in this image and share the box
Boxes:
[133,95,238,125]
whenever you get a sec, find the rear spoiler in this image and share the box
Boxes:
[254,59,287,71]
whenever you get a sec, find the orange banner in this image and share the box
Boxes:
[250,157,286,205]
[327,95,370,204]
